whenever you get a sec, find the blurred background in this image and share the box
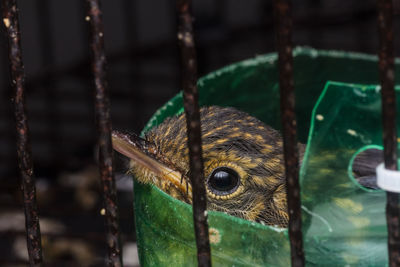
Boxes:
[0,0,395,265]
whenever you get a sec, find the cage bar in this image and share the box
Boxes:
[376,0,400,265]
[85,1,122,266]
[2,0,43,266]
[273,0,305,266]
[176,0,212,266]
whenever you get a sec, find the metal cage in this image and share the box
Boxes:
[1,0,398,266]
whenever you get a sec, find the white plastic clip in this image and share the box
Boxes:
[376,163,400,193]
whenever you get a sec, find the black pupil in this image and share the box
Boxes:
[208,167,239,195]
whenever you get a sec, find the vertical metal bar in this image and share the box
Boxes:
[0,23,17,177]
[176,1,212,266]
[273,0,305,266]
[85,1,122,266]
[1,1,43,266]
[376,0,400,266]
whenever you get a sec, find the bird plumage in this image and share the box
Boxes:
[112,106,379,228]
[146,106,302,227]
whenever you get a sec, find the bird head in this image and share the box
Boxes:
[112,106,302,228]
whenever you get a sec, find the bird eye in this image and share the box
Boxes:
[207,167,240,196]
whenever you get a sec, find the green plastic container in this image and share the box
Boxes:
[134,47,400,266]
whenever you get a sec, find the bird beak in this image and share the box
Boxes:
[111,131,192,201]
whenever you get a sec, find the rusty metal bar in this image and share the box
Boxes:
[273,0,305,266]
[176,1,212,266]
[85,1,122,266]
[376,0,400,265]
[1,0,43,266]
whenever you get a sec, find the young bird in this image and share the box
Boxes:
[112,106,380,228]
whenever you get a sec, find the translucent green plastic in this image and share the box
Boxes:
[134,47,400,266]
[300,81,397,266]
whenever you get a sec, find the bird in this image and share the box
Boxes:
[112,106,381,228]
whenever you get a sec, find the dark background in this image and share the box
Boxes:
[0,0,394,266]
